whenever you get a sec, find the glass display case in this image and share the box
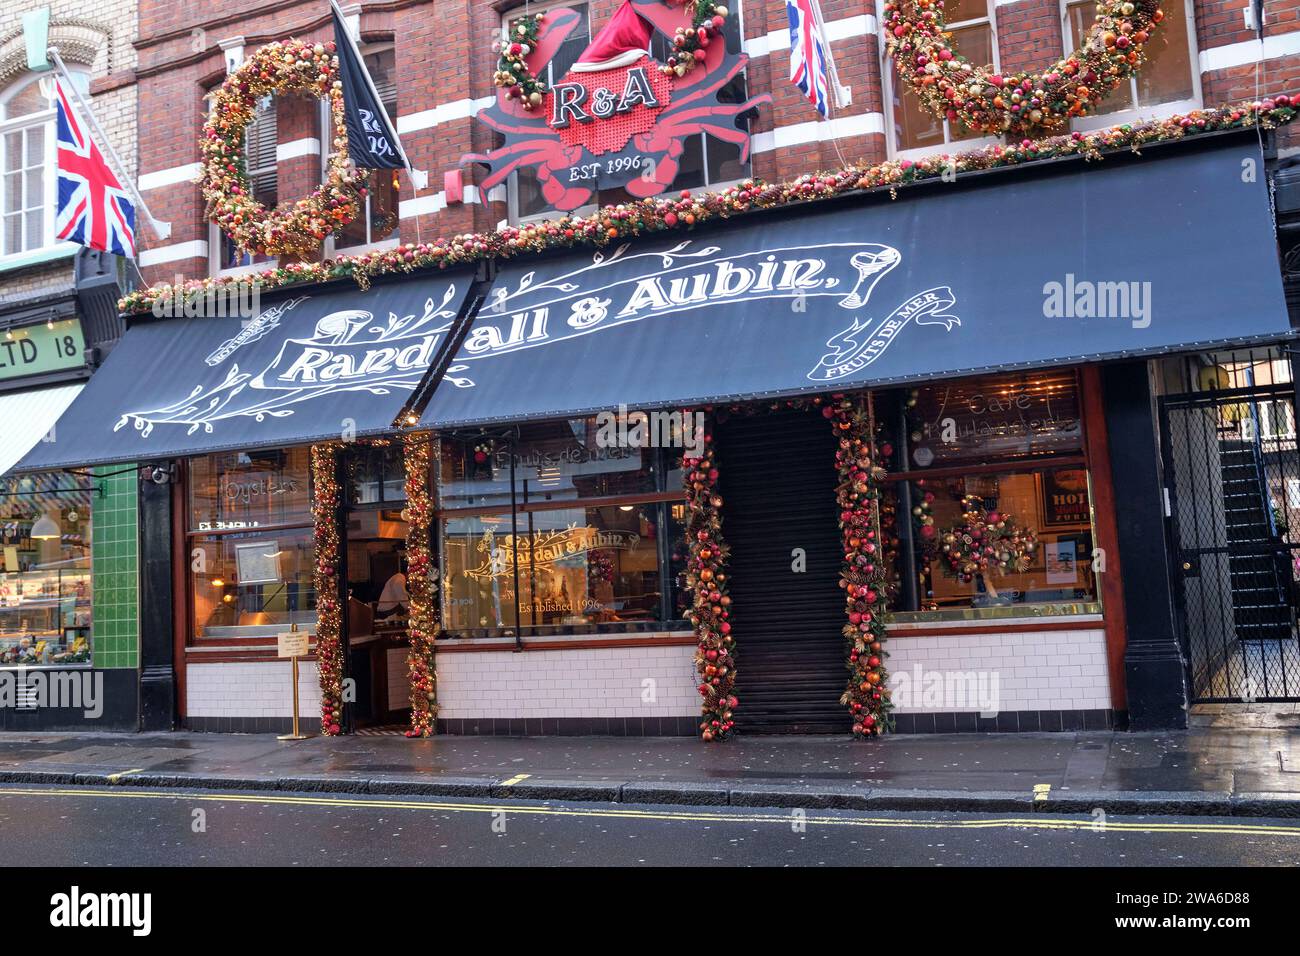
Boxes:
[0,476,93,666]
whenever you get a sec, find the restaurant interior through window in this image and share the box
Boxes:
[877,368,1101,621]
[187,448,317,643]
[437,417,688,637]
[0,472,93,665]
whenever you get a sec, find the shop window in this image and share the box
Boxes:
[877,369,1101,620]
[0,71,88,263]
[209,93,278,275]
[324,45,400,254]
[437,417,685,635]
[186,448,315,640]
[0,472,93,665]
[1062,0,1199,129]
[884,0,1001,156]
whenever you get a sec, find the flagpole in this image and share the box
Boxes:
[807,0,849,111]
[329,0,428,191]
[46,47,171,241]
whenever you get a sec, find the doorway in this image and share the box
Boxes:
[714,408,846,733]
[340,443,412,731]
[1160,350,1300,703]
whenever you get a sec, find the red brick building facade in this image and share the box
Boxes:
[130,0,1300,285]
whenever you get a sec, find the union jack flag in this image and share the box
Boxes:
[54,79,136,257]
[786,0,831,117]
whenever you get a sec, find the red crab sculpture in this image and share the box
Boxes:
[463,0,771,212]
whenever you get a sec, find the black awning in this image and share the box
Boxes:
[13,272,475,471]
[421,141,1291,430]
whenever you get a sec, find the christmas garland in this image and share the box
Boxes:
[826,396,892,736]
[683,418,737,741]
[883,0,1164,136]
[492,11,547,110]
[202,38,366,258]
[661,0,731,77]
[124,97,1297,314]
[402,432,440,737]
[311,442,345,735]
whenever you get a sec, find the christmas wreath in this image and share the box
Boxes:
[202,38,366,258]
[936,494,1038,597]
[883,0,1165,136]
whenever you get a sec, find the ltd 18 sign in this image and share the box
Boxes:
[465,0,768,211]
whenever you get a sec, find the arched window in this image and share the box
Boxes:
[0,69,90,261]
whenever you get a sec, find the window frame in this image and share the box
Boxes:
[436,423,688,638]
[878,0,1004,160]
[503,0,753,224]
[0,72,88,266]
[183,450,317,645]
[1060,0,1202,132]
[321,41,402,258]
[208,90,279,277]
[878,368,1104,623]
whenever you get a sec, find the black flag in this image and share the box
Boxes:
[331,2,404,170]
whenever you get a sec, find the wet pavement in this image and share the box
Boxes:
[1,727,1298,814]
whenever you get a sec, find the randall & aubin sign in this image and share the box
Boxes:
[448,238,960,388]
[113,234,960,441]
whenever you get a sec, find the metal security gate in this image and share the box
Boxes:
[715,409,846,732]
[1160,373,1300,703]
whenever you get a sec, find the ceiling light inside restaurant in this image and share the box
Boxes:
[30,514,60,540]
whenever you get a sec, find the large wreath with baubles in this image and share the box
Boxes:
[883,0,1165,136]
[201,38,366,258]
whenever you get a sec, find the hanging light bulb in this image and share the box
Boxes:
[30,513,61,540]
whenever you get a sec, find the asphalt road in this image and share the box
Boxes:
[1,784,1299,867]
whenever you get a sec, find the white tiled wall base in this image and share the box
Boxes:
[437,645,699,719]
[186,661,322,718]
[183,628,1109,725]
[885,628,1111,712]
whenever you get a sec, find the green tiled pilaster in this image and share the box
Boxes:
[91,465,138,669]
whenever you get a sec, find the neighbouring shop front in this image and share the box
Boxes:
[10,132,1296,737]
[0,249,138,730]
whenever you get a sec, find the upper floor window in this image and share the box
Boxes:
[505,1,752,223]
[0,72,87,261]
[211,92,277,274]
[1062,0,1199,129]
[509,1,593,222]
[324,44,400,254]
[886,0,1000,156]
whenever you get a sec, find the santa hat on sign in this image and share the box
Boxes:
[571,0,654,73]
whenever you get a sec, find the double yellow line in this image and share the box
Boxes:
[2,785,1299,837]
